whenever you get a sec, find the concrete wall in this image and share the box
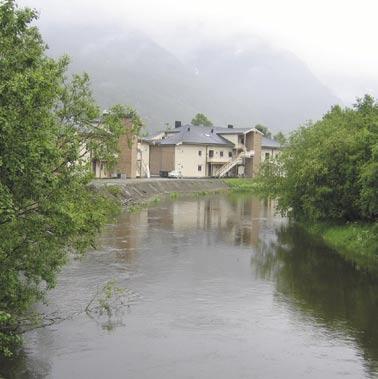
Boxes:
[94,178,229,203]
[218,133,245,151]
[175,145,208,177]
[206,146,233,164]
[174,145,235,177]
[219,134,238,146]
[149,145,175,175]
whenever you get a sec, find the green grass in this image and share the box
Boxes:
[169,192,180,200]
[127,196,161,213]
[305,222,378,269]
[223,178,262,193]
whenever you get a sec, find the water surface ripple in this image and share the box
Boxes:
[1,194,378,379]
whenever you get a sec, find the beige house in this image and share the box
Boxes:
[91,119,281,180]
[261,137,281,163]
[147,122,263,178]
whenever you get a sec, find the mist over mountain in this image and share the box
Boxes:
[40,23,339,133]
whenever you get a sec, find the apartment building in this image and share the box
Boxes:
[147,122,264,178]
[91,119,281,179]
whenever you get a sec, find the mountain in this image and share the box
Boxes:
[39,22,339,133]
[188,42,340,131]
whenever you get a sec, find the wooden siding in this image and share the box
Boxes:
[149,145,175,175]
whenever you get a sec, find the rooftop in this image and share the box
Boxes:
[147,123,263,146]
[261,137,281,148]
[155,125,234,146]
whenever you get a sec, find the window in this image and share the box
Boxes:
[228,151,232,158]
[198,150,202,156]
[198,165,202,171]
[220,151,224,157]
[265,152,270,160]
[239,136,244,145]
[209,150,214,158]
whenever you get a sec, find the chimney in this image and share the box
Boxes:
[227,124,234,129]
[175,120,182,128]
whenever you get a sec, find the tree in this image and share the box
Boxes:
[258,95,378,222]
[255,124,272,138]
[273,132,287,145]
[191,113,213,126]
[0,1,142,356]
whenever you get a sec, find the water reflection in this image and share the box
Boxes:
[253,224,378,377]
[1,194,377,379]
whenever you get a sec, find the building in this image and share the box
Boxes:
[91,119,281,179]
[261,137,281,163]
[90,117,140,179]
[147,122,263,178]
[136,138,151,178]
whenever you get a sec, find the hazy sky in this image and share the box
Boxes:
[20,0,378,104]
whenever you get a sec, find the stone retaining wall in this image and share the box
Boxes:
[92,178,228,204]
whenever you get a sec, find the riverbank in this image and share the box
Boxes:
[223,178,262,193]
[94,177,377,271]
[224,178,378,270]
[304,222,378,270]
[92,178,229,207]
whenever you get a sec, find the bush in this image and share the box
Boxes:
[259,95,378,223]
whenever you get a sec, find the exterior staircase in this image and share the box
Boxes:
[215,152,244,177]
[215,150,254,177]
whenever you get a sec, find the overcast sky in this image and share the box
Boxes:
[20,0,378,104]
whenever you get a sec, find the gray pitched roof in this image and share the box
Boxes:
[213,126,257,135]
[261,137,281,148]
[154,124,234,146]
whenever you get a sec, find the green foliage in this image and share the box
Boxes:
[224,178,262,193]
[273,131,287,145]
[191,113,213,127]
[127,196,161,213]
[0,1,140,355]
[258,95,378,223]
[255,124,272,138]
[0,311,20,357]
[305,222,378,265]
[169,192,180,200]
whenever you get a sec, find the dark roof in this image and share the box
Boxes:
[213,126,257,135]
[154,124,234,146]
[261,137,281,149]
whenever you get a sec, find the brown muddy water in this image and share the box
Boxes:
[1,194,378,379]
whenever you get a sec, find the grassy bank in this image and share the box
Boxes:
[125,189,226,213]
[223,179,378,269]
[223,178,262,193]
[305,222,378,270]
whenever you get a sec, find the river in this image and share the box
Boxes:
[1,194,378,378]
